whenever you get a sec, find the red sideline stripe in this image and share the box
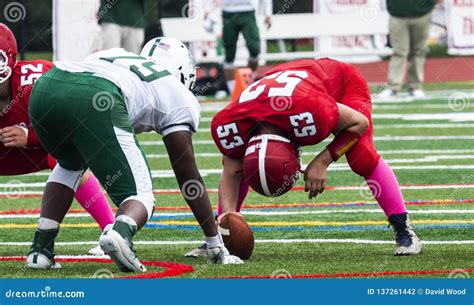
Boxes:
[213,268,474,279]
[0,199,473,215]
[0,257,194,279]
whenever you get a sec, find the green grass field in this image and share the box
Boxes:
[0,88,473,279]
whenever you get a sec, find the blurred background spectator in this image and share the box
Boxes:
[378,0,441,99]
[99,0,146,54]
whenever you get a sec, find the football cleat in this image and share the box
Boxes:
[389,213,422,256]
[243,134,300,197]
[26,228,61,269]
[88,244,106,256]
[185,243,208,258]
[207,246,243,265]
[99,229,146,273]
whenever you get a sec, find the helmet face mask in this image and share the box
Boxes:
[243,134,301,197]
[0,50,13,83]
[0,23,17,84]
[140,37,196,90]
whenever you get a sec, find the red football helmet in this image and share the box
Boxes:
[0,23,17,84]
[243,134,301,197]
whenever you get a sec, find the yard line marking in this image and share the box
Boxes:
[4,163,474,181]
[1,184,474,197]
[0,199,472,215]
[196,123,474,133]
[0,239,473,247]
[2,209,473,220]
[152,219,474,227]
[1,219,472,229]
[139,135,474,146]
[146,151,474,159]
[13,149,474,162]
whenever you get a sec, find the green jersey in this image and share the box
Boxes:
[99,0,146,28]
[386,0,437,17]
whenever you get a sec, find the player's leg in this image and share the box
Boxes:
[341,65,421,255]
[385,15,410,94]
[122,25,145,54]
[406,12,431,96]
[222,12,240,93]
[70,77,153,272]
[26,69,89,269]
[240,11,261,73]
[47,156,114,234]
[100,22,122,50]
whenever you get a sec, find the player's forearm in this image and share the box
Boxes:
[218,157,244,213]
[163,131,218,236]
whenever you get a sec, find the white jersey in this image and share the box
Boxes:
[54,48,201,136]
[205,0,272,15]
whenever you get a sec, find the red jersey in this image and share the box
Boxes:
[0,60,53,175]
[211,58,359,159]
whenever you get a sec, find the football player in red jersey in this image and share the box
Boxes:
[186,58,421,257]
[0,23,114,258]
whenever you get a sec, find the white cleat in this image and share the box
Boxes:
[88,244,106,256]
[389,213,422,256]
[410,89,426,99]
[99,230,146,273]
[185,243,208,258]
[207,246,243,265]
[26,252,61,270]
[394,233,422,256]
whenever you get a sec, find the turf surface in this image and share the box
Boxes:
[0,89,473,279]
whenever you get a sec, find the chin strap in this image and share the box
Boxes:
[326,130,361,161]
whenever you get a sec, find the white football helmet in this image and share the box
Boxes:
[141,37,196,90]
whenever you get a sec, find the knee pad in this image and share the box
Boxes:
[48,164,85,191]
[122,194,155,220]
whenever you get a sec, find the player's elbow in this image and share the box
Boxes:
[357,115,369,135]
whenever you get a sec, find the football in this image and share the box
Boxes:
[218,213,254,260]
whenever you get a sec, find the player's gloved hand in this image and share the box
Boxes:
[0,125,28,148]
[207,245,243,265]
[304,150,333,199]
[217,212,243,225]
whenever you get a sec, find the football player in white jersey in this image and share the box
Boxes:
[26,37,242,273]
